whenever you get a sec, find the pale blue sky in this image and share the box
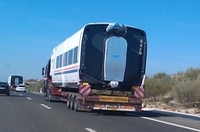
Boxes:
[0,0,200,80]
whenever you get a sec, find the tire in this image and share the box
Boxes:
[44,92,48,101]
[47,90,52,102]
[74,98,84,112]
[6,91,10,96]
[66,96,71,109]
[74,98,79,112]
[70,97,75,110]
[48,94,52,102]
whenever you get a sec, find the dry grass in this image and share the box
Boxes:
[145,101,200,116]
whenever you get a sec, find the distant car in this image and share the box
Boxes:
[16,84,26,92]
[0,82,10,96]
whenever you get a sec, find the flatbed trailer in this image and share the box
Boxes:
[46,86,144,112]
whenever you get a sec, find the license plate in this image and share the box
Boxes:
[107,104,118,110]
[99,96,128,103]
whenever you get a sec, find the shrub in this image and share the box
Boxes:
[145,73,174,101]
[172,79,200,108]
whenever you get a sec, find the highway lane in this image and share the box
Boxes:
[0,92,200,132]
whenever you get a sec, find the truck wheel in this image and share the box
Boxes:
[74,99,79,112]
[7,91,10,96]
[66,96,71,109]
[70,97,74,110]
[44,92,48,101]
[47,90,52,102]
[48,94,52,102]
[74,98,84,112]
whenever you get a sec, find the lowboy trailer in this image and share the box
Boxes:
[42,22,147,112]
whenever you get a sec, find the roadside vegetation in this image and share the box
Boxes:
[24,79,44,93]
[145,67,200,110]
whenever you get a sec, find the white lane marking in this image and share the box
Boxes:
[128,113,200,132]
[85,128,97,132]
[141,116,200,132]
[27,97,32,100]
[41,104,51,110]
[19,94,23,96]
[143,108,200,118]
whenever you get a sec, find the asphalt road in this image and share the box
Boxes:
[0,92,200,132]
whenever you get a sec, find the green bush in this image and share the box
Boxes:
[25,79,44,92]
[172,74,200,108]
[172,80,195,107]
[145,68,200,108]
[145,73,174,101]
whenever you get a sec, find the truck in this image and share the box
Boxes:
[7,75,23,91]
[42,22,147,112]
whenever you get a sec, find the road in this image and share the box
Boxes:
[0,92,200,132]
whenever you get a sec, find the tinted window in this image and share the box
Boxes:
[64,52,68,66]
[0,82,7,87]
[56,56,59,68]
[68,49,73,65]
[59,54,62,67]
[73,47,78,63]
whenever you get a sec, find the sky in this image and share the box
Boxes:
[0,0,200,81]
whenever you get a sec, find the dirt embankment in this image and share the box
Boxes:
[144,101,200,116]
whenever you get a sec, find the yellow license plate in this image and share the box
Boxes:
[99,96,128,103]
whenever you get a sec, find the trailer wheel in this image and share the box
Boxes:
[74,98,78,112]
[70,97,75,110]
[66,96,71,109]
[74,98,83,112]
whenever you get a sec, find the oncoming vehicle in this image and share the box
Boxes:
[0,82,10,96]
[16,84,26,92]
